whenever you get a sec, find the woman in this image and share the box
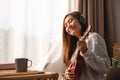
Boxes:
[62,11,111,80]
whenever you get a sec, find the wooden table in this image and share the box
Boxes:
[0,69,59,80]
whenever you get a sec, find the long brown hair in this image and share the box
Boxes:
[62,11,87,66]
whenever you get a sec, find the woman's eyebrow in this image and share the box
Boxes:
[64,17,73,26]
[64,18,71,25]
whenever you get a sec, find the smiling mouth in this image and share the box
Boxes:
[70,29,75,35]
[69,26,75,32]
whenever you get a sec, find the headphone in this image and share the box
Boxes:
[79,16,86,25]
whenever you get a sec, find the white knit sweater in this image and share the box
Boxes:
[73,32,111,80]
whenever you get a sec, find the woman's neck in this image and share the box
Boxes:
[75,33,81,39]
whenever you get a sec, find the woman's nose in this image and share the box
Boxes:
[66,24,71,32]
[67,23,72,28]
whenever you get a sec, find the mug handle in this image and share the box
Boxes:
[28,59,32,68]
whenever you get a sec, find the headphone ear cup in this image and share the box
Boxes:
[79,16,86,24]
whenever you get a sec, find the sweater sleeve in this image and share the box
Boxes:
[81,33,111,74]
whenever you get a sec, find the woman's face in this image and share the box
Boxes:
[64,15,82,38]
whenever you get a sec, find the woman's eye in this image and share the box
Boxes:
[68,19,73,23]
[64,18,73,28]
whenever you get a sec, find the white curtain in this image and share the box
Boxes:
[0,0,68,72]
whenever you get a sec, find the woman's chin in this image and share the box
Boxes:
[70,32,76,36]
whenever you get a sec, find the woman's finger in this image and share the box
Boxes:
[65,73,76,80]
